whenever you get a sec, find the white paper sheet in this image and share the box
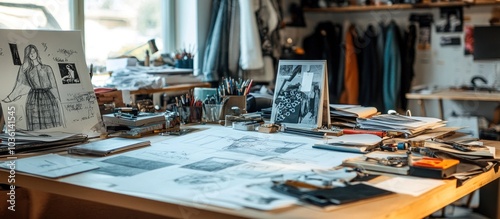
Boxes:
[0,30,99,134]
[371,176,444,197]
[110,127,361,210]
[0,154,98,178]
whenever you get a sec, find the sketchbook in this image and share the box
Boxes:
[0,29,100,134]
[68,138,151,156]
[270,60,330,130]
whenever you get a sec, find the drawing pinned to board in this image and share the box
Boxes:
[2,44,63,131]
[0,29,100,134]
[436,6,463,33]
[181,157,246,172]
[59,63,80,84]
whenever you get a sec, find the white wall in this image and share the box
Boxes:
[282,3,499,120]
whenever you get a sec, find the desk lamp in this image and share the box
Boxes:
[121,39,159,66]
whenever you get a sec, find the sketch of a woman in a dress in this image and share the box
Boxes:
[2,44,63,131]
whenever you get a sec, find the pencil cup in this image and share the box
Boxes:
[190,106,202,123]
[177,106,202,124]
[203,104,223,123]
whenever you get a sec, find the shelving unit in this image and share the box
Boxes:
[302,1,500,13]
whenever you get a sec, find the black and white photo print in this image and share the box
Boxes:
[270,60,327,129]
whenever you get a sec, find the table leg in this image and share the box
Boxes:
[438,99,444,120]
[475,178,500,218]
[418,99,427,117]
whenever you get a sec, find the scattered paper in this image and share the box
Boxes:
[0,154,98,178]
[371,176,444,197]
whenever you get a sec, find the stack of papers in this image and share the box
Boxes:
[0,131,88,155]
[330,104,378,118]
[357,114,446,136]
[330,104,378,128]
[313,134,382,153]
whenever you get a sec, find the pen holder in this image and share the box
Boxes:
[178,106,202,124]
[219,95,247,120]
[202,104,223,123]
[175,58,193,69]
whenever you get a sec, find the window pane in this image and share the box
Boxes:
[0,1,70,30]
[84,0,163,70]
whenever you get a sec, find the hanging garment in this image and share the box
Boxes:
[228,0,241,76]
[399,24,417,110]
[339,24,359,105]
[358,25,382,110]
[383,21,402,112]
[303,21,342,103]
[247,0,282,82]
[202,0,231,82]
[239,0,264,70]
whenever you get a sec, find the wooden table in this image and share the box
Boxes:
[1,127,500,219]
[406,89,500,120]
[102,82,211,106]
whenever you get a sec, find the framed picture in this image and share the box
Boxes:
[270,60,330,129]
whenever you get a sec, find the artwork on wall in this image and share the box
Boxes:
[436,6,464,33]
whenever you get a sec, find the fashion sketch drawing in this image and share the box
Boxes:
[2,44,63,131]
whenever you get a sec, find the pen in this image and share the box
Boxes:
[244,79,253,96]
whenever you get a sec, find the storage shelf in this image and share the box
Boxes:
[303,1,500,13]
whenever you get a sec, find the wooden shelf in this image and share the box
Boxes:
[303,1,500,13]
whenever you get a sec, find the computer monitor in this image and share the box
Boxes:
[473,26,500,61]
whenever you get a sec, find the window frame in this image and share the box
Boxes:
[69,0,175,55]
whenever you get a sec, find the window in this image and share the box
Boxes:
[0,1,70,30]
[0,0,180,74]
[84,0,163,69]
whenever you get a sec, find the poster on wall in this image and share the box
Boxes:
[270,60,330,130]
[0,29,100,134]
[436,6,464,33]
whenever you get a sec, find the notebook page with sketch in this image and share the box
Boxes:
[0,30,100,134]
